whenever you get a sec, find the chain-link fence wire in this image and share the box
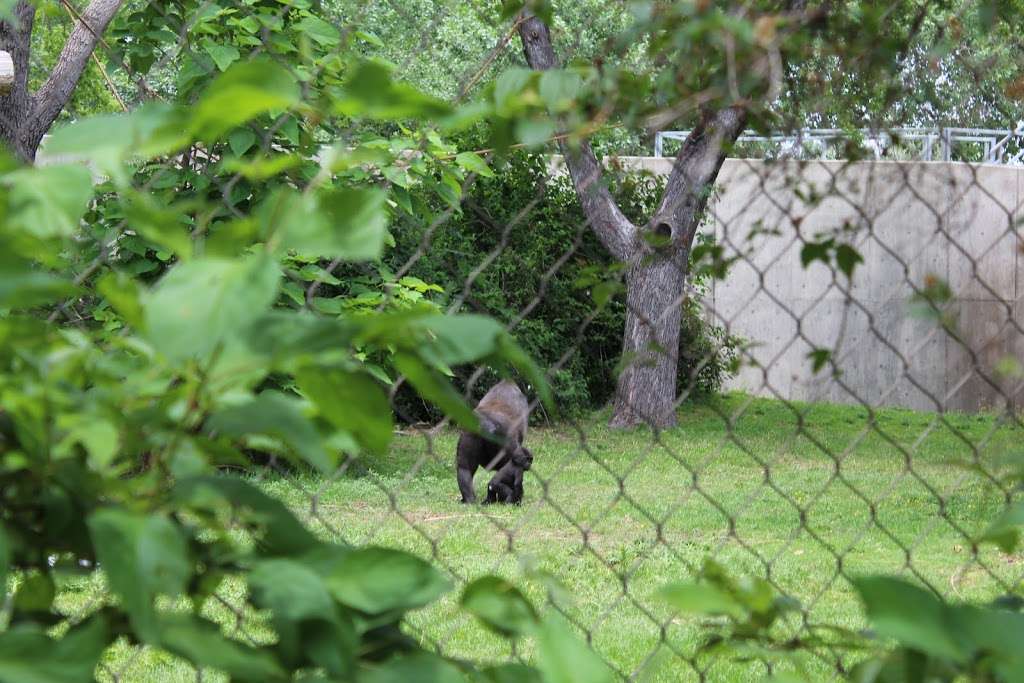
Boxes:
[28,0,1024,680]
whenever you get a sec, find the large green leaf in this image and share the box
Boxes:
[415,315,506,367]
[142,253,280,364]
[0,254,77,309]
[0,616,108,683]
[173,476,320,557]
[5,165,93,239]
[87,510,191,641]
[359,651,466,683]
[980,501,1024,553]
[460,576,537,637]
[538,70,583,112]
[123,191,194,260]
[208,391,334,473]
[296,367,392,454]
[247,311,357,362]
[263,187,389,262]
[336,60,452,120]
[294,15,340,46]
[156,614,287,682]
[535,614,616,683]
[393,353,479,431]
[658,582,746,620]
[474,664,543,683]
[854,577,965,662]
[189,57,302,141]
[249,559,356,676]
[96,270,145,330]
[43,103,189,171]
[311,546,451,615]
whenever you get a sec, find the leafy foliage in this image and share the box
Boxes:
[388,151,742,421]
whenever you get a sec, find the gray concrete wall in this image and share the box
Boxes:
[609,157,1024,413]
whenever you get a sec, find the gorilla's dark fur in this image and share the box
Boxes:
[483,445,533,504]
[456,380,531,504]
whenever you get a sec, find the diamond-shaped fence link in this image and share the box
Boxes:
[23,0,1024,680]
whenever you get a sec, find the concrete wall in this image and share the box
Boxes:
[611,157,1024,413]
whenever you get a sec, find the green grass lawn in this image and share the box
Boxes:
[79,393,1023,681]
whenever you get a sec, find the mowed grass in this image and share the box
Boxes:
[77,393,1022,681]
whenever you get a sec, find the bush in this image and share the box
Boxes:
[388,151,742,422]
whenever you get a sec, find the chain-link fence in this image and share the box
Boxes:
[13,0,1024,681]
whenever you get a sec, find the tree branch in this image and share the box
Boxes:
[30,0,124,139]
[517,14,637,262]
[653,105,747,249]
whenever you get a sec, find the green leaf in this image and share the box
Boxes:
[59,417,119,471]
[14,572,55,613]
[44,103,189,171]
[0,615,108,683]
[980,501,1024,553]
[658,582,746,619]
[799,240,831,269]
[143,253,280,364]
[96,270,145,330]
[204,42,240,71]
[294,15,341,46]
[494,68,534,116]
[539,70,582,112]
[5,165,93,239]
[174,476,320,557]
[208,391,334,473]
[535,614,616,683]
[393,353,479,430]
[360,651,465,683]
[296,367,392,454]
[808,348,832,374]
[355,30,384,47]
[0,254,77,309]
[88,510,191,641]
[249,559,356,676]
[0,526,9,591]
[156,614,286,682]
[228,128,257,156]
[853,577,965,662]
[190,57,301,141]
[835,244,863,278]
[461,576,537,637]
[515,118,555,147]
[493,333,555,414]
[264,187,389,262]
[416,315,506,367]
[123,191,194,259]
[312,546,451,615]
[222,153,303,180]
[455,152,495,178]
[337,61,452,120]
[475,664,543,683]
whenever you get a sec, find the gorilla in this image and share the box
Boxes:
[455,380,531,504]
[483,445,534,505]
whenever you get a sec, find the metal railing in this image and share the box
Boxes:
[655,125,1024,164]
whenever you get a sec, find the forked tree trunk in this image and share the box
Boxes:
[0,0,124,162]
[610,254,687,429]
[517,13,746,430]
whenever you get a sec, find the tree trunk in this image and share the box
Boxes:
[0,2,36,161]
[0,0,124,162]
[516,13,746,429]
[610,252,687,429]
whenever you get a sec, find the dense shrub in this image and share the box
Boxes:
[388,151,742,422]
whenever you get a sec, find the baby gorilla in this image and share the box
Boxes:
[483,446,534,505]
